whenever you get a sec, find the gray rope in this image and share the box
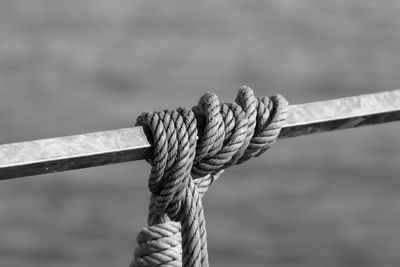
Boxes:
[131,86,288,267]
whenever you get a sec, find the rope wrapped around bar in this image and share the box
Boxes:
[130,86,288,267]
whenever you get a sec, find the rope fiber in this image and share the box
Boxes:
[131,86,288,267]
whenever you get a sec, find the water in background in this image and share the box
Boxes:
[0,1,399,266]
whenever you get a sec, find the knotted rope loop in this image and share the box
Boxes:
[136,108,209,266]
[131,86,288,267]
[192,92,225,164]
[137,109,198,220]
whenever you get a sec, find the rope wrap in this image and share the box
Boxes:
[131,86,288,267]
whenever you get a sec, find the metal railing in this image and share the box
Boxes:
[0,89,399,180]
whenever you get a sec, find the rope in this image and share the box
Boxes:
[130,86,288,267]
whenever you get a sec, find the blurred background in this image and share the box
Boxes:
[0,1,399,266]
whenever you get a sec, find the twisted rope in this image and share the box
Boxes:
[131,86,288,267]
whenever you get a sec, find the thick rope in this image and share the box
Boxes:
[131,86,288,267]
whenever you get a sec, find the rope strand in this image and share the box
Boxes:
[131,86,288,267]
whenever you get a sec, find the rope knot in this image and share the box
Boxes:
[132,86,288,267]
[136,108,199,221]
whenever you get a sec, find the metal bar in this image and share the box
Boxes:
[0,89,399,180]
[280,89,400,138]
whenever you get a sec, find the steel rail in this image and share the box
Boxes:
[0,89,399,180]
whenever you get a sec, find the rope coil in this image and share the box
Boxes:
[131,86,288,267]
